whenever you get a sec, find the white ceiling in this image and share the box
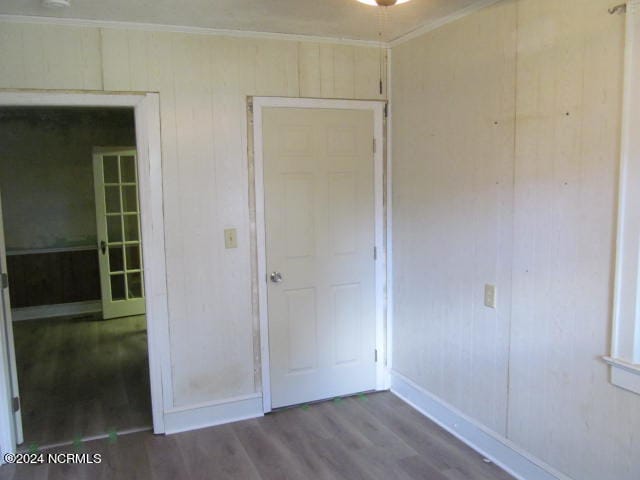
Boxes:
[0,0,484,42]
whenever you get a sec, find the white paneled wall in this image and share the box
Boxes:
[0,21,386,408]
[392,1,640,479]
[509,1,639,478]
[392,1,517,436]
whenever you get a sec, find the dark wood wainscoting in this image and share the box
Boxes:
[7,248,101,308]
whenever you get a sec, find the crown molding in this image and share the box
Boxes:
[389,0,502,47]
[0,0,503,50]
[0,14,385,48]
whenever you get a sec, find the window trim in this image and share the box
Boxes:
[609,0,640,395]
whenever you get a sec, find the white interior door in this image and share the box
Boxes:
[93,148,145,320]
[0,191,23,446]
[263,107,377,409]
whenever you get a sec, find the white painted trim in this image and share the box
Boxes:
[165,393,262,415]
[163,395,263,435]
[0,90,171,453]
[6,245,96,256]
[603,356,640,375]
[385,47,393,374]
[0,14,384,48]
[389,0,501,47]
[609,0,640,392]
[11,300,101,322]
[252,97,389,413]
[252,98,271,414]
[0,91,149,107]
[0,187,22,455]
[391,371,573,480]
[133,92,173,429]
[603,356,640,395]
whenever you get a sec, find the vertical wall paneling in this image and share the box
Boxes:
[391,1,640,479]
[298,43,321,98]
[319,44,336,98]
[253,39,299,97]
[0,23,25,87]
[0,23,102,90]
[355,46,384,99]
[0,21,386,410]
[391,1,516,436]
[509,1,637,479]
[101,29,131,91]
[333,45,356,99]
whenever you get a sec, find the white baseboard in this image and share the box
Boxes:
[163,394,263,435]
[11,300,102,321]
[390,370,573,480]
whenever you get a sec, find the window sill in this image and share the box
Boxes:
[603,356,640,395]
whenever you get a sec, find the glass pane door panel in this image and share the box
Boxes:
[103,156,119,183]
[120,156,136,183]
[105,186,121,213]
[125,245,141,270]
[107,216,123,243]
[121,186,138,213]
[110,274,126,301]
[108,246,124,272]
[127,273,143,298]
[123,215,139,242]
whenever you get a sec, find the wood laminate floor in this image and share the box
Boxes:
[0,392,514,480]
[12,314,152,447]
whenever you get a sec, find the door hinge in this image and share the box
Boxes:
[384,103,388,118]
[374,246,377,260]
[1,273,8,289]
[374,349,378,362]
[12,396,19,412]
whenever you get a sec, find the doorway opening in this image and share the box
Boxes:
[0,107,151,448]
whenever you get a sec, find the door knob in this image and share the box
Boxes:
[270,272,283,283]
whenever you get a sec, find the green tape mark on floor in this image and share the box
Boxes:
[358,393,368,401]
[301,404,310,411]
[108,429,118,444]
[28,443,38,454]
[73,436,83,450]
[333,397,343,404]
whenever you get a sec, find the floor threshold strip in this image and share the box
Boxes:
[19,426,153,452]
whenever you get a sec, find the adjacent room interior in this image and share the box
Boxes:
[0,0,638,479]
[0,107,151,448]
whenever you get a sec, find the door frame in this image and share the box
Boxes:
[0,90,171,454]
[251,97,389,413]
[0,192,23,447]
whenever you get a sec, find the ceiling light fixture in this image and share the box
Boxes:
[42,0,71,8]
[357,0,411,6]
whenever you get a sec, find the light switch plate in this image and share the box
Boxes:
[224,228,238,249]
[484,284,497,309]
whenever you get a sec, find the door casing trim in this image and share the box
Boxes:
[0,90,171,456]
[251,96,389,413]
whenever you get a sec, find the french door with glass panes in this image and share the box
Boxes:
[93,148,145,319]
